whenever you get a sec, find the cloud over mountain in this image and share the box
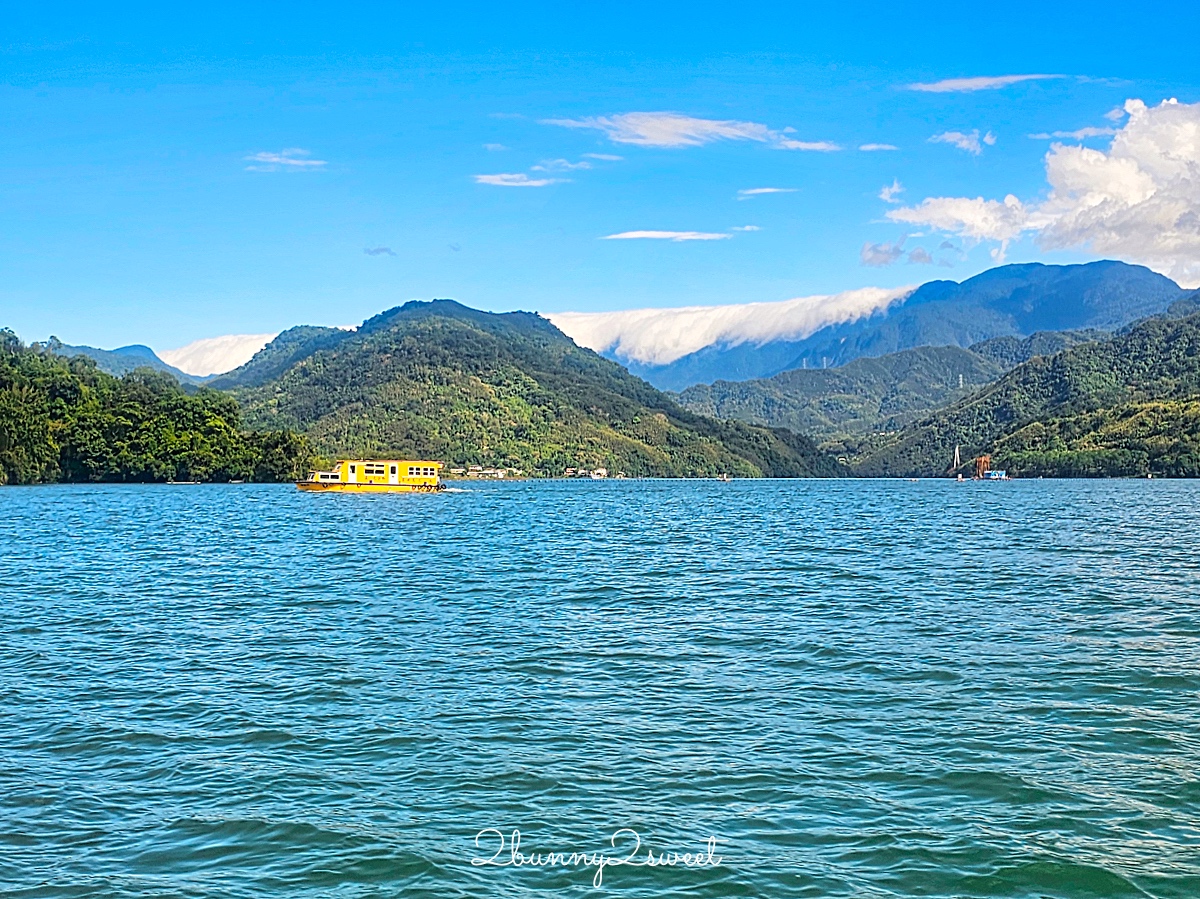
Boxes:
[159,333,279,376]
[547,287,913,366]
[888,98,1200,286]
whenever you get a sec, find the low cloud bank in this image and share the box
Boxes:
[547,286,913,367]
[160,333,278,376]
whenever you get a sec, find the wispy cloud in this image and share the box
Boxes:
[601,230,732,242]
[364,247,396,256]
[907,74,1065,93]
[930,130,996,155]
[737,187,796,200]
[1027,126,1116,140]
[244,148,327,172]
[729,225,761,232]
[531,158,592,172]
[543,111,839,151]
[879,179,904,203]
[583,153,623,161]
[777,139,841,151]
[483,143,508,151]
[907,247,934,265]
[859,143,899,151]
[474,173,562,187]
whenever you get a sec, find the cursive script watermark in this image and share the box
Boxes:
[472,828,722,888]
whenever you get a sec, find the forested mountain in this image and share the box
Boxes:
[207,326,348,389]
[0,330,310,485]
[621,262,1183,390]
[852,311,1200,478]
[677,346,1003,438]
[37,337,201,385]
[676,330,1108,442]
[229,300,842,477]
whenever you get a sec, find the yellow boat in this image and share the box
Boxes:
[297,459,445,493]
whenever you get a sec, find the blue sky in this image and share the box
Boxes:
[4,2,1200,357]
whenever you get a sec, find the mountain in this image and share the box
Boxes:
[675,330,1110,444]
[227,300,841,478]
[37,337,201,385]
[207,325,348,389]
[620,262,1184,391]
[677,346,1003,439]
[852,310,1200,478]
[0,330,310,485]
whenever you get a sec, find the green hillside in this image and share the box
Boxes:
[231,300,842,478]
[852,311,1200,478]
[677,346,1003,438]
[0,330,310,485]
[675,330,1107,448]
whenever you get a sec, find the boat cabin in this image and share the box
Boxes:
[303,459,443,490]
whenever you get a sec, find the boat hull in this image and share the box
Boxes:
[296,482,444,494]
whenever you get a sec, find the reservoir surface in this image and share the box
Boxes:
[3,480,1198,897]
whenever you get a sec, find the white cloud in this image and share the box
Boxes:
[879,179,904,203]
[860,143,899,151]
[159,333,278,376]
[729,225,760,232]
[907,74,1064,93]
[531,158,592,172]
[930,130,996,155]
[737,187,796,199]
[474,173,561,187]
[861,237,906,266]
[483,143,508,151]
[583,153,623,161]
[547,286,914,366]
[886,98,1200,287]
[244,148,326,172]
[601,230,732,242]
[543,111,839,151]
[1028,127,1116,140]
[908,247,934,265]
[777,139,841,151]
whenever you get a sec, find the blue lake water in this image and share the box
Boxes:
[2,479,1199,898]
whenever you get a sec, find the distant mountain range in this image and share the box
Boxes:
[676,330,1108,444]
[617,262,1185,391]
[38,338,202,385]
[852,295,1200,477]
[219,300,839,477]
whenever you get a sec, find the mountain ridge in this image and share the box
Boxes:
[228,299,842,478]
[617,262,1184,391]
[851,309,1200,477]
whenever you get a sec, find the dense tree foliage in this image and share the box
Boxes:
[852,311,1200,477]
[232,301,842,477]
[0,331,312,485]
[676,331,1107,460]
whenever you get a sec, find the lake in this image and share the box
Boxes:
[3,480,1198,897]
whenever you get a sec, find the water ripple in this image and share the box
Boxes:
[2,480,1199,897]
